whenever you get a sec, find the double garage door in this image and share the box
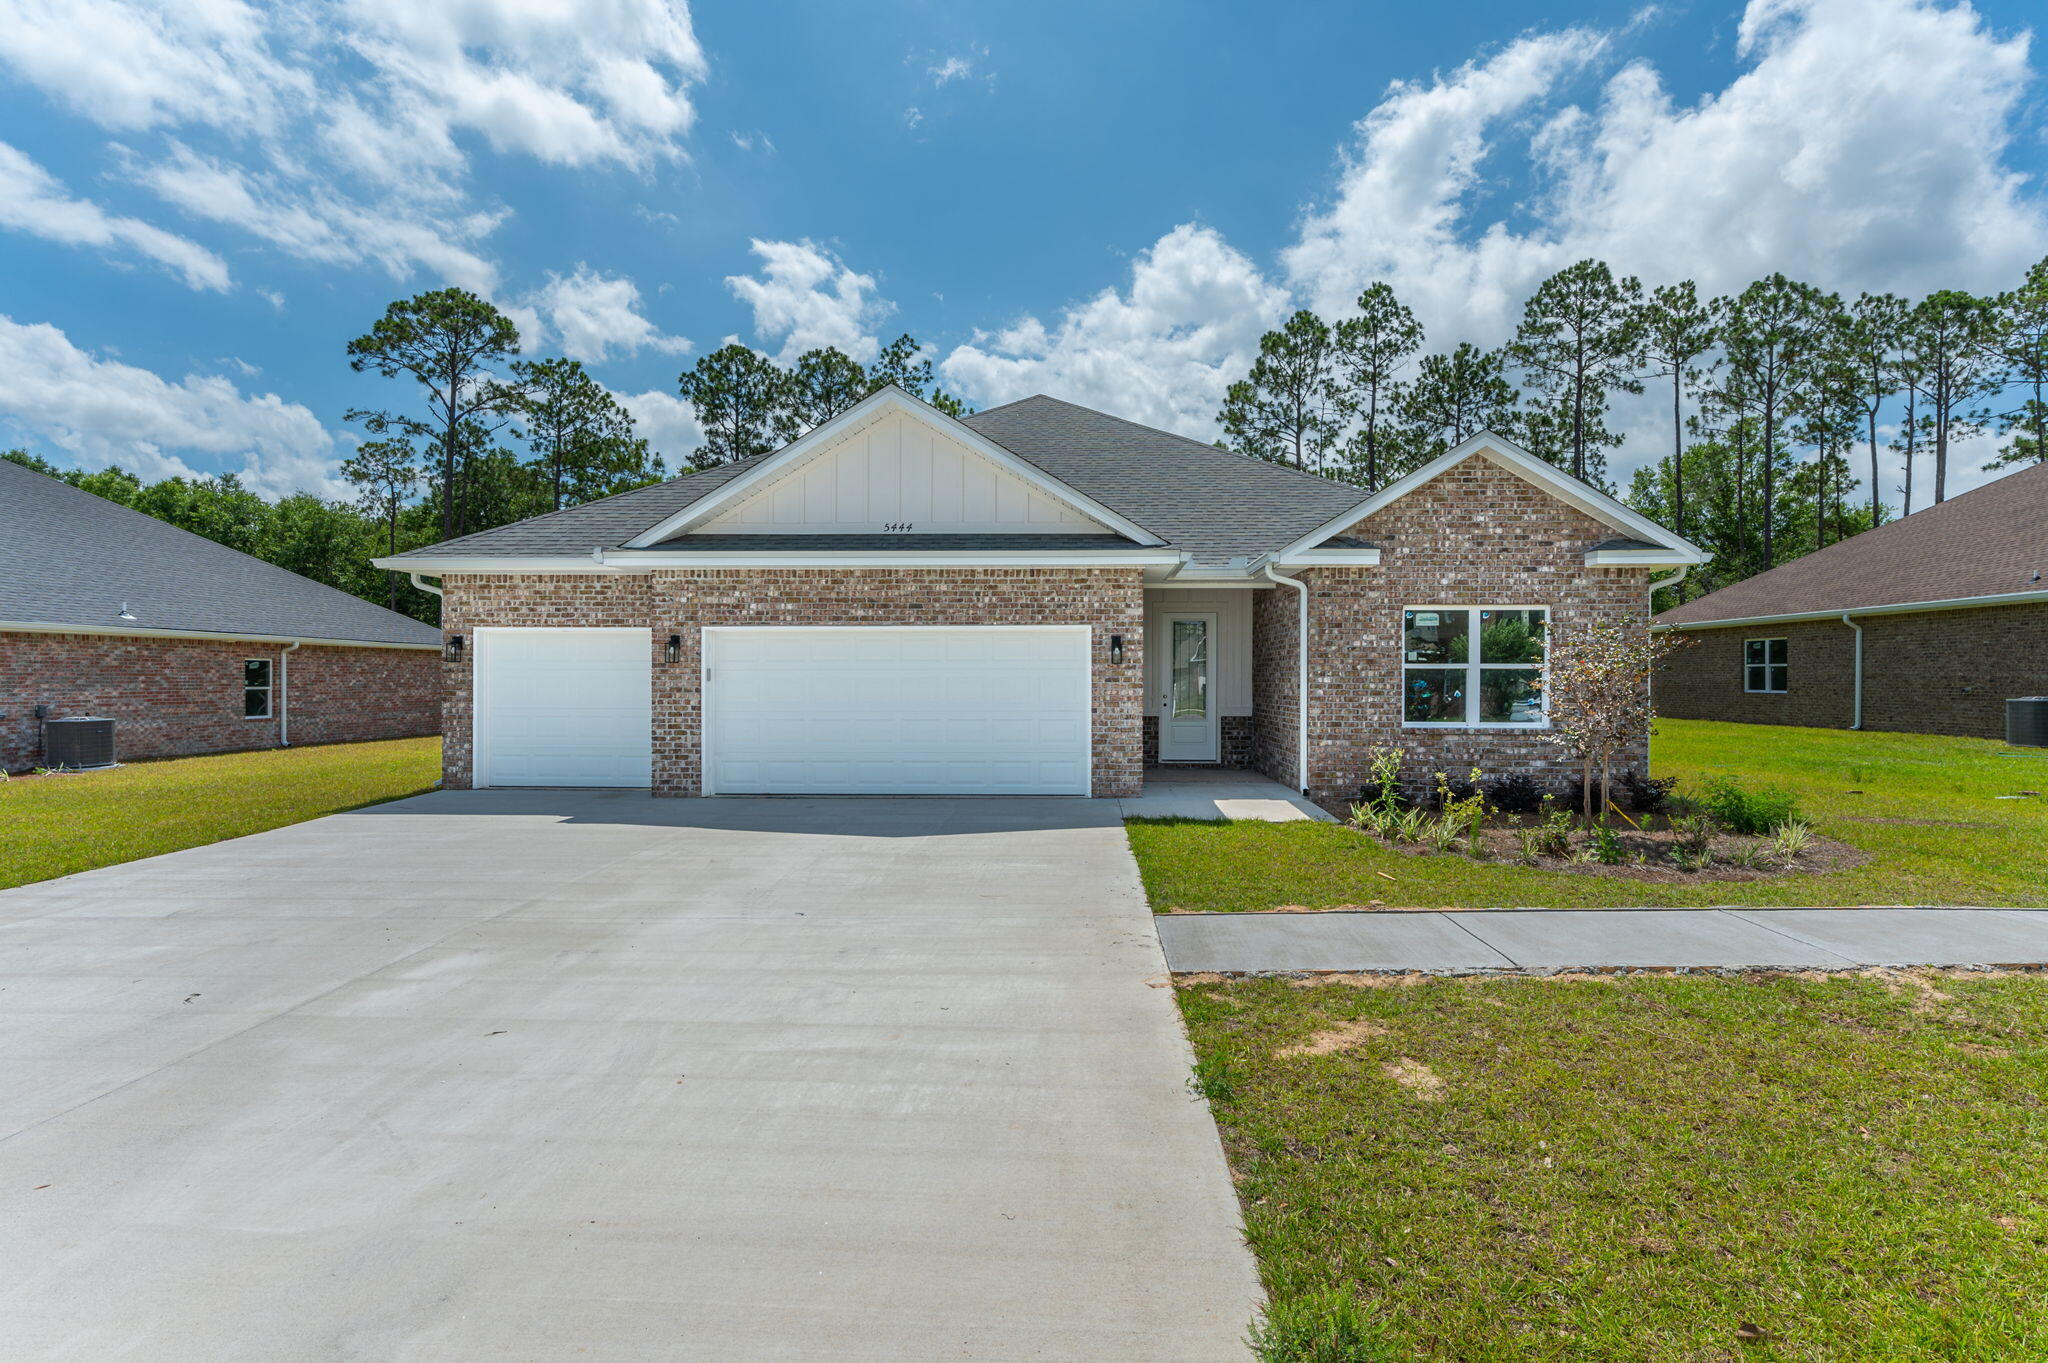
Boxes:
[474,626,1091,795]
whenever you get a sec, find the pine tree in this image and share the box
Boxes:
[1218,310,1342,471]
[1506,260,1644,483]
[1331,283,1422,490]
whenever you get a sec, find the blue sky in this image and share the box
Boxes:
[1,0,2043,504]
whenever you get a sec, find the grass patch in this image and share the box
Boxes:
[1183,972,2048,1361]
[1131,720,2048,910]
[1,737,440,890]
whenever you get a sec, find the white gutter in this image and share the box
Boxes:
[376,550,1184,573]
[1653,586,2048,632]
[0,620,438,651]
[407,572,444,598]
[1648,565,1690,603]
[1261,561,1311,795]
[278,640,300,746]
[1842,614,1864,729]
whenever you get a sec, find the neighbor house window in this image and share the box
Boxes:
[1402,607,1547,727]
[1744,638,1788,693]
[244,658,273,718]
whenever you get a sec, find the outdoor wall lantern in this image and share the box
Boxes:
[665,633,682,665]
[445,634,463,663]
[1109,634,1125,664]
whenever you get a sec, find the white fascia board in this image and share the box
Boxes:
[1272,433,1708,561]
[622,387,1166,548]
[1275,548,1384,566]
[373,555,637,574]
[1585,547,1708,567]
[0,619,439,650]
[1652,587,2048,631]
[603,549,1184,568]
[379,550,1183,572]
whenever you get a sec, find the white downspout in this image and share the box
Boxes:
[408,572,444,599]
[1648,564,1690,603]
[278,640,300,746]
[1842,613,1864,729]
[1262,563,1310,795]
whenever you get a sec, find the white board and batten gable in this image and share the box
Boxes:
[697,405,1107,534]
[626,387,1160,547]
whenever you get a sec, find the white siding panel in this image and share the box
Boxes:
[1144,590,1256,717]
[696,409,1109,534]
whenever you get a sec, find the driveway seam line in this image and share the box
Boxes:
[1717,909,1863,965]
[1441,912,1522,968]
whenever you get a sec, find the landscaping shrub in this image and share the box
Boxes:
[1247,1287,1396,1363]
[1699,776,1800,834]
[1617,768,1679,813]
[1483,771,1552,814]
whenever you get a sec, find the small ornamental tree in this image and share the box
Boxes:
[1540,621,1688,820]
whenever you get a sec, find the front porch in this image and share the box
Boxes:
[1121,765,1333,822]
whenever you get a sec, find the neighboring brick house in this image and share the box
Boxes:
[380,387,1703,803]
[1655,460,2048,741]
[1,460,441,772]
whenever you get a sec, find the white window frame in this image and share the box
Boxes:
[243,657,273,720]
[1400,605,1550,730]
[1744,637,1789,693]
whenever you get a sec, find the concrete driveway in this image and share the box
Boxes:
[0,791,1260,1361]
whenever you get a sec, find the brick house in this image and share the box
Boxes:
[379,388,1702,803]
[1,459,441,772]
[1654,460,2048,741]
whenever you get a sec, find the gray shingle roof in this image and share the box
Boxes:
[959,397,1372,564]
[0,460,440,647]
[1657,460,2048,626]
[384,394,1376,567]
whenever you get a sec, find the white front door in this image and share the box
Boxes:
[702,626,1091,795]
[474,628,652,787]
[1158,612,1219,763]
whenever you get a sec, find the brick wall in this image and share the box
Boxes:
[1277,457,1656,805]
[1657,600,2048,740]
[1,630,439,772]
[1251,585,1299,786]
[439,568,1145,796]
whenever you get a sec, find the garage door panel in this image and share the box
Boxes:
[478,630,652,788]
[706,627,1090,795]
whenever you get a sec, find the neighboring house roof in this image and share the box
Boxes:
[0,460,442,648]
[378,390,1699,577]
[1656,460,2048,628]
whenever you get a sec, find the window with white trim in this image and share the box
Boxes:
[1744,638,1788,693]
[1402,607,1548,727]
[243,658,273,719]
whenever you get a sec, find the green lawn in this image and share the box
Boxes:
[0,737,441,891]
[1184,972,2048,1362]
[1131,720,2048,910]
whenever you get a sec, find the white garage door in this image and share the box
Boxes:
[475,628,652,787]
[703,627,1091,795]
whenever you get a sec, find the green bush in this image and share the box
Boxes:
[1698,776,1800,835]
[1248,1288,1396,1363]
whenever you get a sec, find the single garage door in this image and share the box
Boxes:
[703,626,1091,795]
[475,628,652,787]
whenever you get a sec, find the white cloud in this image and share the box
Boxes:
[0,0,709,286]
[726,239,892,364]
[513,266,690,363]
[0,140,230,290]
[610,386,702,466]
[903,106,924,130]
[1285,0,2046,346]
[940,224,1291,438]
[0,314,341,497]
[920,44,991,88]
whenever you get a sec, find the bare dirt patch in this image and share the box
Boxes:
[1276,1018,1388,1056]
[1383,1056,1446,1100]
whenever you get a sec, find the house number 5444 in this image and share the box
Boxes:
[883,522,915,531]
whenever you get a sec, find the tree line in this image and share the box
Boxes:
[9,287,965,624]
[1218,258,2048,597]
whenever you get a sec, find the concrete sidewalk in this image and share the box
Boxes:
[1157,906,2048,974]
